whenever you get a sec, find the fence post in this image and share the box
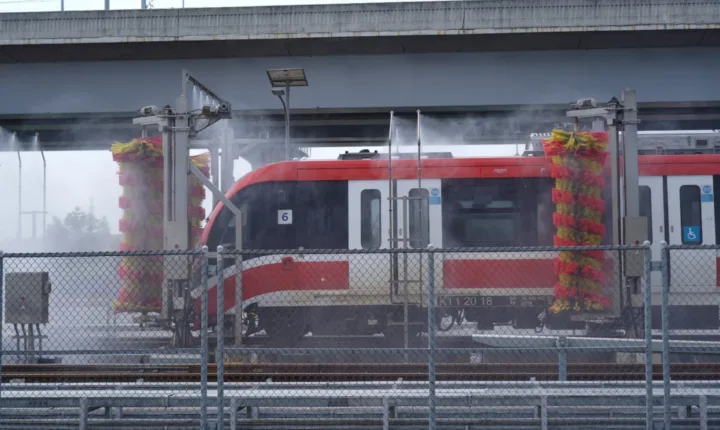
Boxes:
[660,241,670,430]
[234,255,243,347]
[557,336,567,382]
[0,251,3,386]
[200,246,209,430]
[79,397,88,430]
[216,246,225,430]
[426,245,436,430]
[643,240,653,430]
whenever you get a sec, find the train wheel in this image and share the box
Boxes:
[435,311,456,332]
[262,308,307,343]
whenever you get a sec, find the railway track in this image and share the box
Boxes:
[95,334,484,350]
[4,362,720,383]
[218,334,483,348]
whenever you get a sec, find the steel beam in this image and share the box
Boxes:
[221,126,235,193]
[210,144,220,210]
[131,69,236,347]
[622,89,640,219]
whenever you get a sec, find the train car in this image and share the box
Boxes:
[191,131,720,341]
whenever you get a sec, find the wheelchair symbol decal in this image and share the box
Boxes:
[683,226,701,243]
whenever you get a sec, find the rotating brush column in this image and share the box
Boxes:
[110,137,210,314]
[542,129,612,314]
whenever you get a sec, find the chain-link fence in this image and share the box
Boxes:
[661,244,720,430]
[2,244,718,429]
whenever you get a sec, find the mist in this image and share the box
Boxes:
[0,111,552,250]
[367,112,539,158]
[0,144,122,248]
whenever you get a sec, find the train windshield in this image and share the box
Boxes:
[205,181,348,252]
[207,187,294,251]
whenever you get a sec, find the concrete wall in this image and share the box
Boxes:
[2,47,719,115]
[3,1,717,45]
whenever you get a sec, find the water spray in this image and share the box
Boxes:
[39,133,47,238]
[15,132,21,239]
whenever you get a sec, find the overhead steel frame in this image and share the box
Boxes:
[132,70,244,347]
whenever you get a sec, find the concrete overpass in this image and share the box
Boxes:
[2,0,719,62]
[1,0,720,152]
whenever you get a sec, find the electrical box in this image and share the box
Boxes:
[4,272,51,324]
[624,216,648,277]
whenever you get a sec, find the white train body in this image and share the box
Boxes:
[190,131,720,339]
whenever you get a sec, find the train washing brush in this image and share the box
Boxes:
[110,137,210,314]
[542,129,612,314]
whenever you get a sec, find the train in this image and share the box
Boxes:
[188,130,720,342]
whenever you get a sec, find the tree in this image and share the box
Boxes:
[46,206,117,252]
[35,207,122,303]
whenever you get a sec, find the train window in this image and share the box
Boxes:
[208,181,348,253]
[535,180,554,246]
[361,189,382,249]
[442,179,526,247]
[295,181,348,249]
[639,186,653,243]
[408,188,430,248]
[208,197,245,250]
[680,185,702,244]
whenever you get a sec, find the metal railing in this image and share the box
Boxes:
[1,243,719,429]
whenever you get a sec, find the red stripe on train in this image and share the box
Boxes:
[443,259,557,289]
[443,258,616,290]
[192,260,349,329]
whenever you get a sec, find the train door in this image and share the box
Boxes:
[638,176,665,290]
[348,180,391,299]
[666,176,717,292]
[394,179,443,306]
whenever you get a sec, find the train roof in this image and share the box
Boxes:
[225,154,720,194]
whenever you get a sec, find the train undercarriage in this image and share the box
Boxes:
[158,299,648,347]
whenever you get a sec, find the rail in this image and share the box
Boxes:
[4,362,720,383]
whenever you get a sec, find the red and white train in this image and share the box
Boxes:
[190,131,720,341]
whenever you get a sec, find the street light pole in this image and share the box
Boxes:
[266,68,308,162]
[284,84,290,161]
[272,89,290,161]
[40,148,47,238]
[16,147,21,240]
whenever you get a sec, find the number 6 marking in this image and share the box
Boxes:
[278,210,293,225]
